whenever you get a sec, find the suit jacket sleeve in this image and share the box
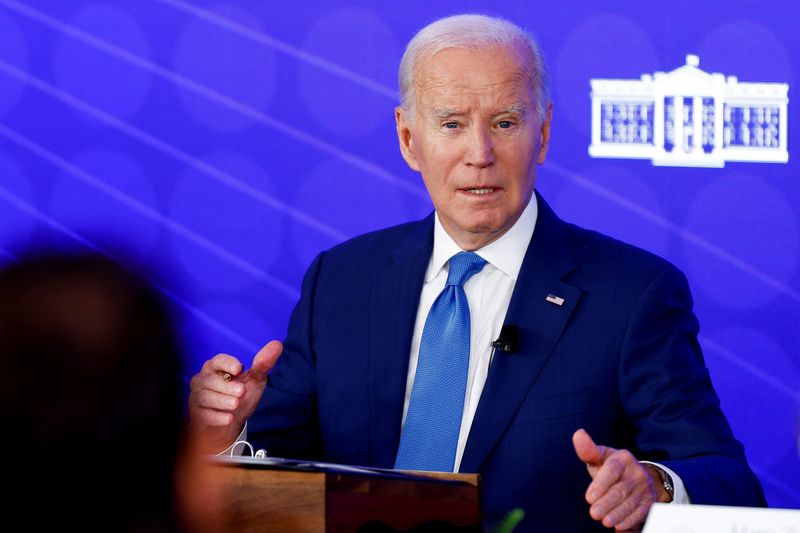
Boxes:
[619,265,766,506]
[246,252,324,460]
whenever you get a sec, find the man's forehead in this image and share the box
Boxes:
[416,75,534,114]
[416,46,526,76]
[412,46,534,104]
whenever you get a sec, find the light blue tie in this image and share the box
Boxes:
[394,251,487,472]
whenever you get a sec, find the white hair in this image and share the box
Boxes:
[399,14,550,123]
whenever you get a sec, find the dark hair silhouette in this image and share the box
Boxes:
[0,252,186,531]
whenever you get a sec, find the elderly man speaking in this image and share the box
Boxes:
[189,14,765,531]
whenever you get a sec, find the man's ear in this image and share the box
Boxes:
[536,102,553,165]
[396,106,420,171]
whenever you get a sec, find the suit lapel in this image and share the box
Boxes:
[368,216,433,467]
[460,195,582,473]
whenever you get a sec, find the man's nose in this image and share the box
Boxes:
[464,127,495,168]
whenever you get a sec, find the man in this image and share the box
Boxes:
[189,14,765,531]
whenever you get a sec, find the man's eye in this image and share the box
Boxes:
[498,120,514,129]
[444,122,459,129]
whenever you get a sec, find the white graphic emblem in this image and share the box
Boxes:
[589,55,789,167]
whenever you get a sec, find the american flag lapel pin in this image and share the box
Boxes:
[545,294,565,306]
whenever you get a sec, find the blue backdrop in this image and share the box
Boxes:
[0,0,797,508]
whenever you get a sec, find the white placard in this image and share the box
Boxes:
[643,503,800,533]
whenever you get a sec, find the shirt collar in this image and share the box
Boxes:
[427,193,539,282]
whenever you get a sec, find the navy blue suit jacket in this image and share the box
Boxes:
[250,193,765,531]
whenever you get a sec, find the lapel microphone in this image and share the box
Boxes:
[491,324,519,353]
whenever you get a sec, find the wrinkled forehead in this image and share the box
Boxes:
[412,45,535,110]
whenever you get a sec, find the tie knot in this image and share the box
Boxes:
[445,252,487,287]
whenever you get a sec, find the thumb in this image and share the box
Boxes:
[572,428,605,467]
[249,340,283,381]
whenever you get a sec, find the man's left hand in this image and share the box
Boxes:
[572,428,671,530]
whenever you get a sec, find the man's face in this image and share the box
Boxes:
[396,45,552,250]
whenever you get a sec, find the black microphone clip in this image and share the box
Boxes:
[491,324,519,353]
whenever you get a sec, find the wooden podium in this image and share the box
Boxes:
[206,458,481,532]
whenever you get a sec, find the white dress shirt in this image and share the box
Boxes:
[401,194,538,472]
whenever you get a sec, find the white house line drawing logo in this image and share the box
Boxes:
[589,55,789,167]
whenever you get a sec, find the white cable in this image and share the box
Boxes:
[231,439,254,457]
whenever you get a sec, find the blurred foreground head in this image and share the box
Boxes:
[0,251,186,531]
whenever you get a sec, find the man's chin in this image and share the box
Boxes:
[455,222,512,249]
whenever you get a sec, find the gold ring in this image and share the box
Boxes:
[221,372,232,382]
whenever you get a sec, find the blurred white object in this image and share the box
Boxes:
[643,503,800,532]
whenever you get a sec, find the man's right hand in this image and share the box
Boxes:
[188,340,283,454]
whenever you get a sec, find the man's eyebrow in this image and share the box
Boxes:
[499,103,527,116]
[431,107,460,120]
[430,104,528,120]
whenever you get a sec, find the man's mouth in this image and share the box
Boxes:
[464,187,495,195]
